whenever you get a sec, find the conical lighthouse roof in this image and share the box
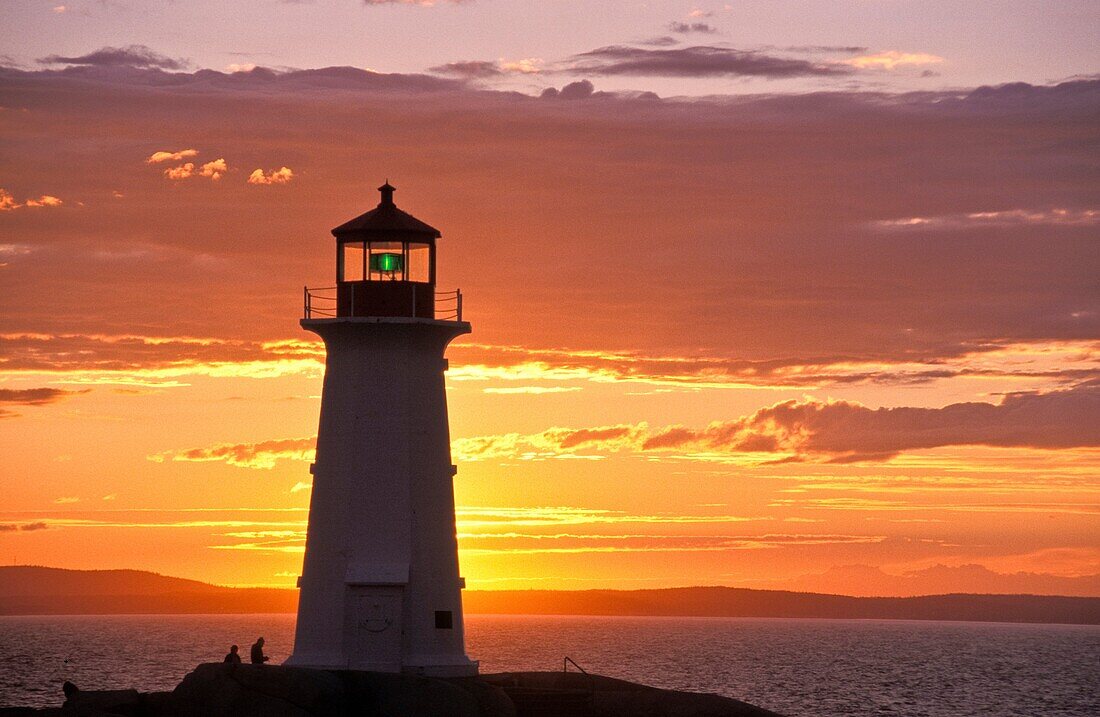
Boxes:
[331,182,442,238]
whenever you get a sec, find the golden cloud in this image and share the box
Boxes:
[844,51,944,70]
[146,149,198,164]
[0,188,63,211]
[199,158,228,180]
[247,167,294,185]
[164,162,195,180]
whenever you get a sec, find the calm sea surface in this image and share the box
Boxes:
[0,614,1097,716]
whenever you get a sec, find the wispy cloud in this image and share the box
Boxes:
[482,386,581,394]
[0,188,63,212]
[179,379,1098,467]
[844,50,944,71]
[875,208,1099,230]
[38,45,188,71]
[667,22,717,35]
[455,382,1100,464]
[151,436,315,469]
[430,58,542,78]
[0,521,49,532]
[566,45,848,78]
[0,387,89,417]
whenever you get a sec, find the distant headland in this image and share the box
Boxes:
[2,567,1096,625]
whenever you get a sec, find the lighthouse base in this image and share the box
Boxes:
[402,656,480,678]
[283,654,478,677]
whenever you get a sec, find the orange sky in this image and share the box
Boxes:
[0,59,1097,596]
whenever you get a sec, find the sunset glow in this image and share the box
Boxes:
[1,0,1097,599]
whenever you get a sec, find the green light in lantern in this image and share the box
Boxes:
[370,252,403,272]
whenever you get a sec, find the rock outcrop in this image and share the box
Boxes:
[0,663,783,717]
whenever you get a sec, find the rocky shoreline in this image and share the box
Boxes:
[0,663,783,717]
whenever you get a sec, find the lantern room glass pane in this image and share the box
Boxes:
[369,242,405,281]
[342,242,365,282]
[407,243,430,283]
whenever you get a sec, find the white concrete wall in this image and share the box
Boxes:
[286,317,476,676]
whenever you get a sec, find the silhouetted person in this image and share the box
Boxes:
[250,637,269,664]
[224,644,241,664]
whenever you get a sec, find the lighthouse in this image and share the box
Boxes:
[286,183,477,676]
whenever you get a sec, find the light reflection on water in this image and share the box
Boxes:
[0,614,1097,716]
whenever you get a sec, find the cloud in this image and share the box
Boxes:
[199,158,228,180]
[540,79,598,100]
[0,244,33,258]
[453,423,647,461]
[638,36,680,47]
[452,382,1100,463]
[500,58,542,75]
[146,149,198,164]
[844,51,945,71]
[429,60,502,78]
[247,167,294,185]
[430,58,542,78]
[784,45,869,55]
[0,64,1096,372]
[54,496,80,504]
[0,387,84,405]
[0,521,49,532]
[0,188,63,211]
[0,332,325,385]
[642,381,1100,462]
[667,22,718,35]
[567,45,849,78]
[874,208,1100,230]
[482,386,581,394]
[21,195,62,208]
[3,331,1094,394]
[38,45,188,71]
[153,436,316,469]
[164,163,194,180]
[0,387,88,417]
[154,155,227,181]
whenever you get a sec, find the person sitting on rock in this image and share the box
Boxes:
[250,637,270,664]
[223,645,241,664]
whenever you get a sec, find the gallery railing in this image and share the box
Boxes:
[303,285,463,322]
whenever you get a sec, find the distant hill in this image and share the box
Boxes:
[464,587,1100,625]
[0,566,296,615]
[1,567,1097,624]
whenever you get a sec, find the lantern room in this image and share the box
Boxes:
[328,182,442,319]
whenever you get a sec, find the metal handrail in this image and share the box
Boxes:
[303,285,463,322]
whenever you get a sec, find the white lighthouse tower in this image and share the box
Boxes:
[286,183,477,676]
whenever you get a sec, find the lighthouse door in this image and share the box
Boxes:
[348,587,403,671]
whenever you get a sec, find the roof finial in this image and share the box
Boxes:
[378,181,396,207]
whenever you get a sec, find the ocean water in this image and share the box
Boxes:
[0,613,1097,716]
